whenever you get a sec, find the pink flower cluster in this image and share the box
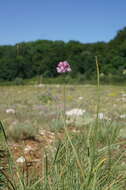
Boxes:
[56,61,71,73]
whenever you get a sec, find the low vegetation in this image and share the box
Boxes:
[0,84,126,189]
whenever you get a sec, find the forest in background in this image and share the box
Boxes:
[0,27,126,84]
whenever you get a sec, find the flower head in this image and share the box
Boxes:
[65,108,86,116]
[56,61,71,73]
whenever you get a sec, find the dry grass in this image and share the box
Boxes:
[0,84,126,189]
[0,84,125,134]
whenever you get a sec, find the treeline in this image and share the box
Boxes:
[0,27,126,83]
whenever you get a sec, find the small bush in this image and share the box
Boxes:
[13,77,24,85]
[38,92,54,104]
[50,118,65,132]
[7,122,38,141]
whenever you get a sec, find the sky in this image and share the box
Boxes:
[0,0,126,45]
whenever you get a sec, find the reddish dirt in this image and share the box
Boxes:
[1,127,81,176]
[0,130,57,181]
[1,129,126,185]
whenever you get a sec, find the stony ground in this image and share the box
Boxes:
[0,84,126,180]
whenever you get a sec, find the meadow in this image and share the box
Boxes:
[0,83,126,190]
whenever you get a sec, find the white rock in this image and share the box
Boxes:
[71,129,79,133]
[78,97,83,100]
[16,156,25,163]
[113,104,117,107]
[121,98,126,102]
[6,108,15,114]
[39,129,46,135]
[24,145,33,153]
[56,85,60,88]
[65,108,86,116]
[37,84,45,88]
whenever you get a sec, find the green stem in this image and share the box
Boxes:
[95,56,100,90]
[95,56,100,128]
[63,77,66,126]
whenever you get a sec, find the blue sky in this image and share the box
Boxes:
[0,0,126,45]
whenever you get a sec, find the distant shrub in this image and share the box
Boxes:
[13,77,24,85]
[38,92,54,104]
[50,118,65,132]
[100,74,126,84]
[7,122,38,141]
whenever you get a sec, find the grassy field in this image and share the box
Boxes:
[0,84,126,189]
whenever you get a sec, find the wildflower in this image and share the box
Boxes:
[56,61,71,73]
[120,114,126,119]
[65,108,86,116]
[98,113,104,119]
[122,69,126,75]
[16,156,25,163]
[6,108,15,114]
[24,145,33,153]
